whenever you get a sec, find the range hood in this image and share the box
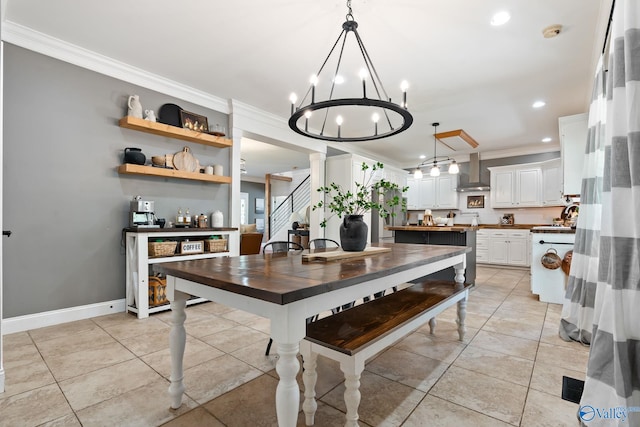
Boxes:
[457,153,490,192]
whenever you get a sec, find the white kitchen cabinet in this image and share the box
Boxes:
[541,158,565,206]
[559,113,588,196]
[483,229,530,266]
[476,229,490,263]
[406,175,457,210]
[489,165,541,208]
[491,169,515,208]
[434,175,458,209]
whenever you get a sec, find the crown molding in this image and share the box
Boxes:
[1,21,229,113]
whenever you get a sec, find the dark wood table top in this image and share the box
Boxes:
[156,243,470,305]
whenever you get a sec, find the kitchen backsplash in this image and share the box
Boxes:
[407,191,567,225]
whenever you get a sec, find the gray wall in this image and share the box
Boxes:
[2,44,231,318]
[240,181,266,226]
[456,151,561,187]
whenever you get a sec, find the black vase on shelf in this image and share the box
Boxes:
[340,215,368,251]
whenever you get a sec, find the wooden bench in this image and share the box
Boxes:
[299,279,471,427]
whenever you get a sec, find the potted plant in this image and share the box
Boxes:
[313,162,407,251]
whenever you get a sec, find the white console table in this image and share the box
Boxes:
[124,227,239,318]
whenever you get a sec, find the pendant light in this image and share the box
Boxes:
[412,122,459,178]
[448,160,459,174]
[430,122,441,177]
[288,0,413,142]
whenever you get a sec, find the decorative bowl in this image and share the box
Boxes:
[151,156,166,166]
[434,217,447,226]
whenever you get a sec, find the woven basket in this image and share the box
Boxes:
[148,241,177,257]
[205,238,228,253]
[148,276,168,306]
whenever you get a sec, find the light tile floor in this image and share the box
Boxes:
[0,266,590,426]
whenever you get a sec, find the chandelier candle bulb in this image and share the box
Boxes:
[360,69,368,98]
[304,110,312,132]
[401,80,409,108]
[289,93,297,115]
[310,75,318,104]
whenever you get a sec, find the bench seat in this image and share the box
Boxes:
[300,279,470,426]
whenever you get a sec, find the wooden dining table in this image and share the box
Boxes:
[157,242,469,427]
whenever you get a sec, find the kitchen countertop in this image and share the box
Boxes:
[388,224,576,233]
[387,226,477,232]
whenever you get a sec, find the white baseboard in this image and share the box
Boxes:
[0,368,4,393]
[1,299,126,335]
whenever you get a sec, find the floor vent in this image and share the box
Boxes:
[561,376,585,404]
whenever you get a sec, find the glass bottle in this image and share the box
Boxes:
[185,208,191,225]
[177,208,184,224]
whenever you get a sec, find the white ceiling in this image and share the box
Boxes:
[2,0,612,178]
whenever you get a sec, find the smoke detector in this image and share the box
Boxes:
[542,24,562,38]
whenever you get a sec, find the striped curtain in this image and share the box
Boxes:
[578,1,640,425]
[559,55,606,345]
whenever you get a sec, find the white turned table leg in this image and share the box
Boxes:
[168,293,188,409]
[428,317,437,335]
[454,266,467,341]
[275,342,301,427]
[300,341,318,426]
[343,372,361,427]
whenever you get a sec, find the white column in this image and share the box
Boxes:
[309,152,326,240]
[228,127,243,256]
[0,40,5,394]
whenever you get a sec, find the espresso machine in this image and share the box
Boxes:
[129,196,158,228]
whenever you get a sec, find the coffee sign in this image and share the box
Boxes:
[179,240,204,254]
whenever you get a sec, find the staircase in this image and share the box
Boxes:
[269,175,311,239]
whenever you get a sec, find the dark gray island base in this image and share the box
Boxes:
[388,226,476,286]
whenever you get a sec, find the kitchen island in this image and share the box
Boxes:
[387,225,477,285]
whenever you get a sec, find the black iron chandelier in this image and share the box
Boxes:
[413,122,459,178]
[288,0,413,142]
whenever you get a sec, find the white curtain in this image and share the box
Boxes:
[577,1,640,425]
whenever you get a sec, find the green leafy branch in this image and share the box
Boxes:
[312,162,408,227]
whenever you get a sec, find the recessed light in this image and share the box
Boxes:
[542,137,552,143]
[532,101,546,108]
[419,154,426,159]
[491,11,511,26]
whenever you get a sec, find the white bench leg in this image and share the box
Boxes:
[341,358,364,427]
[428,317,437,334]
[300,340,318,426]
[455,266,467,341]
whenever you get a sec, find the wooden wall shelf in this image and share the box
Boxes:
[118,164,232,184]
[119,116,232,148]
